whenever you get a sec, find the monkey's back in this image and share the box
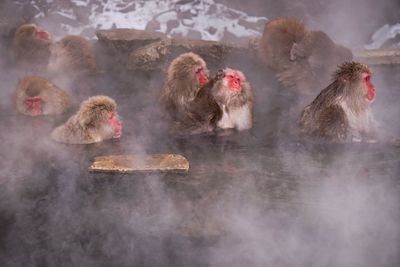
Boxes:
[59,35,97,74]
[299,83,349,141]
[51,115,96,144]
[258,17,307,70]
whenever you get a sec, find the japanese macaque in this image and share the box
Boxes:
[12,23,51,68]
[258,17,353,95]
[171,70,225,134]
[48,35,97,78]
[211,68,254,131]
[15,75,71,116]
[299,62,376,142]
[160,52,210,124]
[51,95,122,144]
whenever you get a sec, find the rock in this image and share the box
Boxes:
[128,37,251,71]
[96,28,167,56]
[88,154,190,174]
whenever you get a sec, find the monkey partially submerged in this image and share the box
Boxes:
[15,75,71,116]
[171,68,254,134]
[12,23,52,69]
[160,52,209,123]
[48,35,97,78]
[51,95,122,144]
[258,17,353,95]
[299,62,376,142]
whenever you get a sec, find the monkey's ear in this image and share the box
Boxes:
[290,43,306,61]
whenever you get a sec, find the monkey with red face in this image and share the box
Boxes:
[15,75,71,116]
[212,68,254,131]
[160,52,209,125]
[12,23,52,69]
[299,62,377,142]
[51,95,122,144]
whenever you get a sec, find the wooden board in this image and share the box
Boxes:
[88,154,189,174]
[354,49,400,65]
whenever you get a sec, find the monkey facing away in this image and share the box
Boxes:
[51,95,122,144]
[299,62,376,142]
[160,52,209,124]
[12,23,52,68]
[48,35,97,78]
[258,17,353,95]
[15,75,71,116]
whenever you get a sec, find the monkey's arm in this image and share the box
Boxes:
[317,105,348,142]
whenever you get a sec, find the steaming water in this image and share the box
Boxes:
[0,62,399,267]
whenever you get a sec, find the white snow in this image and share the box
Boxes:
[37,0,267,41]
[365,23,400,49]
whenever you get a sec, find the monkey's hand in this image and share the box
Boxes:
[215,69,225,80]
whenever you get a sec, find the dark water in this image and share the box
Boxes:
[0,63,399,267]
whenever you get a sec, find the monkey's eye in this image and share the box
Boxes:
[195,67,203,73]
[364,75,371,82]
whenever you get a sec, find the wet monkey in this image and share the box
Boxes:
[160,52,209,124]
[12,23,51,68]
[15,75,71,116]
[299,62,376,142]
[212,68,254,131]
[51,95,122,144]
[258,17,352,95]
[48,35,97,78]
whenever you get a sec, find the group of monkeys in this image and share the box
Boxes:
[10,17,382,144]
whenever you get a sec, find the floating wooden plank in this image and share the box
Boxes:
[89,154,189,174]
[354,49,400,65]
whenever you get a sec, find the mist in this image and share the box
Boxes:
[0,1,400,267]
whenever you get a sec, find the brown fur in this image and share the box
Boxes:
[258,17,353,95]
[171,71,224,134]
[299,62,375,142]
[12,23,51,68]
[15,75,71,116]
[51,95,118,144]
[48,35,97,77]
[160,52,209,123]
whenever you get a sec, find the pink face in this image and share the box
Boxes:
[226,71,241,94]
[34,28,50,41]
[108,112,122,138]
[195,65,208,86]
[362,72,375,102]
[24,96,42,116]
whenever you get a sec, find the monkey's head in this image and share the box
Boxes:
[213,68,253,106]
[334,62,375,104]
[167,52,209,93]
[14,23,51,44]
[16,76,44,116]
[77,95,122,139]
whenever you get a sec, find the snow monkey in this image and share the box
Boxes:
[160,52,209,124]
[211,68,254,131]
[258,17,353,95]
[15,75,71,116]
[51,95,122,144]
[299,62,376,142]
[12,23,51,68]
[48,35,97,78]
